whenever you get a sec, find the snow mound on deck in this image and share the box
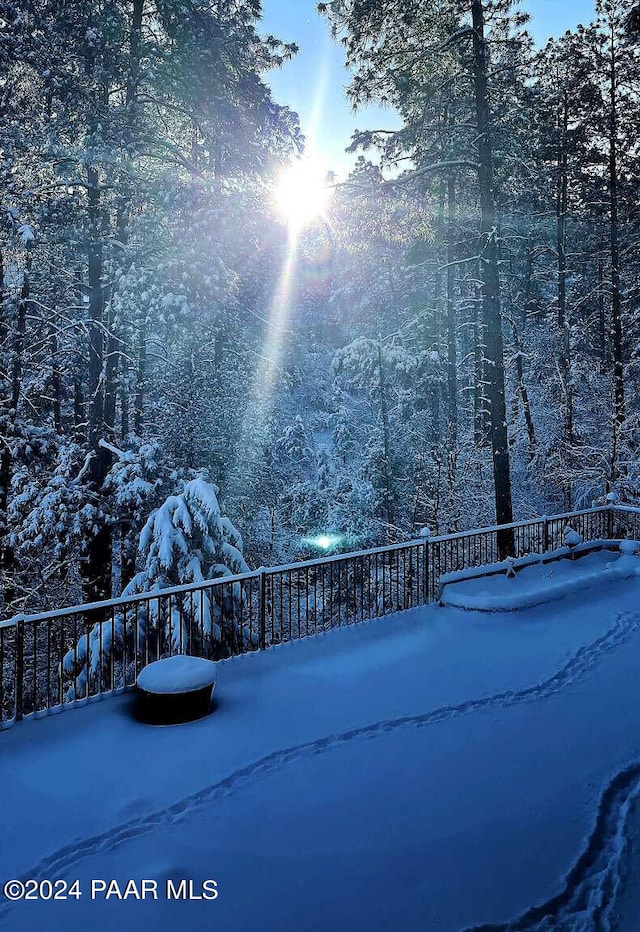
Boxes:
[441,545,640,612]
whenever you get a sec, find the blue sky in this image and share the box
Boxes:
[261,0,596,178]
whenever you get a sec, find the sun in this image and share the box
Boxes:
[274,158,329,228]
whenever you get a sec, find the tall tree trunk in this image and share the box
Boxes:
[471,0,514,554]
[110,0,147,593]
[0,246,5,567]
[120,373,129,439]
[471,0,513,559]
[72,267,86,443]
[0,244,31,614]
[0,245,12,614]
[377,340,394,534]
[126,0,144,119]
[598,251,606,373]
[608,19,625,452]
[509,319,536,459]
[432,181,446,348]
[556,88,573,506]
[473,275,487,444]
[134,321,147,435]
[73,380,85,443]
[103,309,119,444]
[50,324,62,435]
[48,262,62,434]
[521,246,533,329]
[112,0,145,441]
[114,0,145,240]
[446,174,457,457]
[83,164,113,602]
[556,90,569,333]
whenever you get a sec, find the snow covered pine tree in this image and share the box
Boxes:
[62,478,250,698]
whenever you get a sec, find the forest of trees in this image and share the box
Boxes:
[1,0,639,619]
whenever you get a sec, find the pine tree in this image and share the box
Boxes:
[63,476,250,697]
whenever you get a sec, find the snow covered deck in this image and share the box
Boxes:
[2,571,640,930]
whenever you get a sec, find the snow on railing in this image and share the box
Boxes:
[1,504,637,730]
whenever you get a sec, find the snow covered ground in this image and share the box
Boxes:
[2,567,640,931]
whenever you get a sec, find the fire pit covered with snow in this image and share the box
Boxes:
[135,655,217,725]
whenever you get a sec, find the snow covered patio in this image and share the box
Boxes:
[2,571,640,931]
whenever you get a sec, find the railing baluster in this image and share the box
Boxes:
[135,601,141,674]
[110,607,115,691]
[58,616,64,706]
[200,588,205,656]
[259,569,266,651]
[32,621,38,714]
[265,574,270,645]
[329,562,333,628]
[313,567,318,633]
[85,613,91,700]
[99,614,104,695]
[1,627,5,724]
[15,618,24,723]
[121,607,128,686]
[73,612,79,701]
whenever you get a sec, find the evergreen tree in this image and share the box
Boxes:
[63,476,250,696]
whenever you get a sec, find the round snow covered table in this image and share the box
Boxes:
[135,655,217,725]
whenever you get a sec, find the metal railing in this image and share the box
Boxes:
[1,504,637,730]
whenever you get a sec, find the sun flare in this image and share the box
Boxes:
[274,158,329,228]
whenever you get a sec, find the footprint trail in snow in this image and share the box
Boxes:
[466,761,640,931]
